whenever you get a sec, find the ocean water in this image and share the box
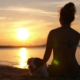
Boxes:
[0,47,80,69]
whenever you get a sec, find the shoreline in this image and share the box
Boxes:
[0,45,46,48]
[0,65,80,80]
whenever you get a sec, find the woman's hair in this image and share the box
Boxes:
[59,2,76,24]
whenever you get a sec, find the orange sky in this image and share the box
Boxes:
[0,0,80,46]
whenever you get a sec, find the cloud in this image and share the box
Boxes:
[0,16,13,20]
[75,15,79,18]
[11,19,54,29]
[0,7,58,18]
[39,0,80,8]
[0,17,6,20]
[8,18,12,20]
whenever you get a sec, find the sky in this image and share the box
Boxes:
[0,0,80,46]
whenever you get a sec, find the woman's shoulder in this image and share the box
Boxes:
[70,28,80,37]
[49,27,61,33]
[71,28,79,34]
[50,27,79,34]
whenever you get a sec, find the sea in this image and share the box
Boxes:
[0,47,80,69]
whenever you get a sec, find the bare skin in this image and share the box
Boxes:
[43,25,80,75]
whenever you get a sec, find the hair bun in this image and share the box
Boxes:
[64,2,74,9]
[63,2,76,14]
[59,2,76,24]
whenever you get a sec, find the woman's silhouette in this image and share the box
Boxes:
[43,2,80,78]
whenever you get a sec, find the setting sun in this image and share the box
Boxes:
[17,28,30,40]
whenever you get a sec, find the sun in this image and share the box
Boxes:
[17,28,30,40]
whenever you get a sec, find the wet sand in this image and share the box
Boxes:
[0,66,80,80]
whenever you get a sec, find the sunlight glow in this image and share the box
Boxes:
[19,48,27,68]
[17,28,30,40]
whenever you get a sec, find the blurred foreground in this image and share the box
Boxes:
[0,66,80,80]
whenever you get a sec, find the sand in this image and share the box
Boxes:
[0,66,80,80]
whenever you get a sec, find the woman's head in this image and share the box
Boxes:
[59,2,76,25]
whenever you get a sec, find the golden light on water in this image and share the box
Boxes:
[17,28,30,40]
[19,48,27,68]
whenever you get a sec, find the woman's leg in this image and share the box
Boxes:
[47,65,60,77]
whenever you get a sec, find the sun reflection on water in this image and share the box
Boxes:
[19,48,27,68]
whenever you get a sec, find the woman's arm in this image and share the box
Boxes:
[43,31,53,63]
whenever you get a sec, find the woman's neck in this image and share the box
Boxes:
[61,23,71,28]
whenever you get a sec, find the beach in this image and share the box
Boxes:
[0,66,80,80]
[0,48,80,80]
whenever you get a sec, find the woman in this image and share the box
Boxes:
[43,2,80,78]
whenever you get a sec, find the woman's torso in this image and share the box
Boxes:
[50,27,79,73]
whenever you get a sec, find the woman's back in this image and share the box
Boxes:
[43,2,80,77]
[51,27,79,73]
